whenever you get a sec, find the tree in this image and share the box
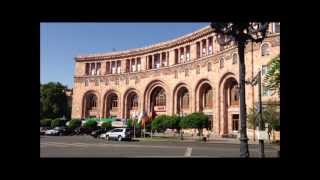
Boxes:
[151,115,170,132]
[211,22,270,158]
[264,55,280,96]
[247,101,280,130]
[40,82,69,119]
[180,112,208,137]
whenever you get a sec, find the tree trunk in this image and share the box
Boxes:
[238,39,250,158]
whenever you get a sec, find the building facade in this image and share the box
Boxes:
[72,23,280,136]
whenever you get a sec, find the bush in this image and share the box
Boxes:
[83,120,97,129]
[151,115,170,132]
[101,122,112,130]
[180,112,208,136]
[127,119,133,128]
[40,118,52,127]
[68,119,82,129]
[51,118,64,128]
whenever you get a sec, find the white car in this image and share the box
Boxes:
[101,128,132,141]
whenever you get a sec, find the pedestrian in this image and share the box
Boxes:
[268,126,272,144]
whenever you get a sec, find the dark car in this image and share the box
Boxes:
[91,128,108,138]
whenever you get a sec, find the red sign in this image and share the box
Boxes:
[154,106,166,112]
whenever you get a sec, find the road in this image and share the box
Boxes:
[40,135,279,158]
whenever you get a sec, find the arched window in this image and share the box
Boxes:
[230,84,239,105]
[87,94,97,110]
[208,62,212,72]
[204,88,213,108]
[261,43,270,56]
[182,92,189,109]
[220,58,224,69]
[131,94,138,109]
[232,53,238,64]
[155,89,166,106]
[111,95,118,108]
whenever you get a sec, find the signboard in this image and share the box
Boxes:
[112,121,125,127]
[154,106,166,112]
[257,130,268,140]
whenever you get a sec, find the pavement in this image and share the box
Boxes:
[40,135,280,158]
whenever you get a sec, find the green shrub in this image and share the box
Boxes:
[68,119,82,129]
[180,112,208,136]
[40,118,52,127]
[83,120,97,129]
[101,122,112,130]
[51,118,64,128]
[151,115,170,132]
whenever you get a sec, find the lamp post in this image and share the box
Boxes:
[246,69,265,158]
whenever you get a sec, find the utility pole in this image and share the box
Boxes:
[257,71,265,158]
[247,69,265,158]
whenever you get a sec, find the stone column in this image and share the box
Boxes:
[200,40,203,58]
[166,51,169,66]
[135,58,137,72]
[152,54,155,69]
[159,53,162,67]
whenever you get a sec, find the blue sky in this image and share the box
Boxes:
[40,22,210,88]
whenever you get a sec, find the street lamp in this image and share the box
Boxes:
[246,69,265,158]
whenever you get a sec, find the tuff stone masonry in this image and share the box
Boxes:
[72,23,280,136]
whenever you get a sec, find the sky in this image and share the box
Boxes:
[40,22,210,89]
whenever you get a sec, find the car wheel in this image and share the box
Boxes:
[118,136,122,141]
[106,135,109,141]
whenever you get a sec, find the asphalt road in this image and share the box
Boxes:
[40,135,280,158]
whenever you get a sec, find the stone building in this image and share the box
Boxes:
[71,23,280,137]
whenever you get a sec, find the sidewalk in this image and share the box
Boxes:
[134,135,279,146]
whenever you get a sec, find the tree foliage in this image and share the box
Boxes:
[151,115,170,132]
[68,119,82,129]
[247,101,280,130]
[264,55,280,96]
[40,82,69,119]
[179,112,208,136]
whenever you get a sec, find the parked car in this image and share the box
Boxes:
[40,127,48,135]
[101,128,132,141]
[45,126,69,136]
[91,128,108,138]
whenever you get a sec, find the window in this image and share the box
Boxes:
[262,85,269,96]
[262,65,268,76]
[91,63,95,75]
[204,88,213,108]
[186,46,190,61]
[196,42,201,58]
[155,54,160,69]
[96,63,101,75]
[137,58,141,71]
[261,43,270,56]
[131,59,136,72]
[220,58,224,69]
[126,59,130,72]
[232,114,239,131]
[174,49,179,64]
[95,79,99,86]
[131,95,138,109]
[274,22,280,33]
[180,48,184,62]
[88,94,97,110]
[232,53,238,64]
[106,62,111,74]
[85,63,90,75]
[202,40,207,56]
[196,65,200,74]
[155,89,166,106]
[181,92,189,109]
[112,62,116,74]
[117,61,121,73]
[111,96,118,108]
[208,62,212,72]
[230,84,239,105]
[208,37,213,54]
